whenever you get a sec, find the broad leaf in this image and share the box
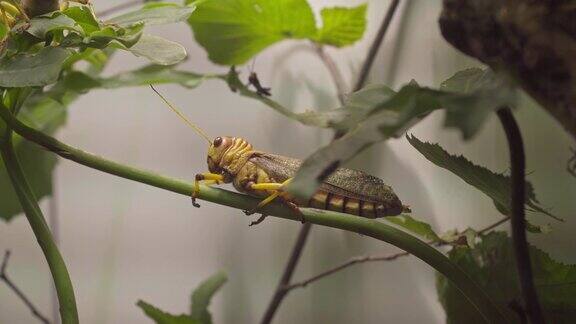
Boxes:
[440,68,517,140]
[190,271,227,324]
[137,301,199,324]
[285,67,523,201]
[315,4,367,47]
[438,231,576,323]
[386,215,441,242]
[54,65,213,93]
[187,0,317,65]
[287,82,443,199]
[107,3,195,27]
[123,34,187,65]
[0,47,72,87]
[406,135,560,221]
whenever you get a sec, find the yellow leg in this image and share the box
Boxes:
[192,172,224,207]
[245,178,292,216]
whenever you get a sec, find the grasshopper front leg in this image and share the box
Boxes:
[192,172,224,207]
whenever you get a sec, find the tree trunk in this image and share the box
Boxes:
[439,0,576,140]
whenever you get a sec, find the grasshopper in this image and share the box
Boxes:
[151,86,410,223]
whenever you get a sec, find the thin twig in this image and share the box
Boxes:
[312,44,348,104]
[497,107,545,324]
[284,216,510,292]
[96,0,144,17]
[0,251,51,324]
[353,0,401,91]
[567,147,576,177]
[284,250,410,291]
[260,223,312,324]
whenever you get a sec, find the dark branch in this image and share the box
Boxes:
[353,0,401,91]
[260,223,312,324]
[284,250,409,291]
[497,107,545,324]
[0,251,51,324]
[312,44,348,104]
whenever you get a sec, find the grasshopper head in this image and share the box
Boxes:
[207,136,254,178]
[207,136,233,174]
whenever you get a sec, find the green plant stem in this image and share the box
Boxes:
[0,104,508,323]
[496,107,545,323]
[0,133,78,324]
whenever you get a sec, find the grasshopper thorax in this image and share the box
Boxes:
[207,136,254,180]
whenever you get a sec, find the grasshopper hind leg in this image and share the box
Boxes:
[244,178,306,224]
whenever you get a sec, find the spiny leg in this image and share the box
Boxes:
[244,179,306,224]
[244,178,292,215]
[192,173,223,207]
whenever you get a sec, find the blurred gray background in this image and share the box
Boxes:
[1,0,575,323]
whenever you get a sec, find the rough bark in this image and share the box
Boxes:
[439,0,576,140]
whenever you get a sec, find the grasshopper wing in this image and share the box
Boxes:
[249,152,402,205]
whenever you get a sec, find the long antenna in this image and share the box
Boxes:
[149,85,212,144]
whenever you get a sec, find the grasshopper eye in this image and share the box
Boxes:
[213,137,223,147]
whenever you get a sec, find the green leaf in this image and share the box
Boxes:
[187,0,317,65]
[438,231,576,323]
[62,5,100,34]
[24,6,144,51]
[406,135,560,221]
[57,65,213,92]
[26,12,79,39]
[190,271,227,324]
[315,4,367,47]
[0,23,7,40]
[0,47,72,87]
[440,68,517,140]
[137,301,199,324]
[287,82,443,199]
[107,3,195,27]
[123,34,187,65]
[386,215,441,242]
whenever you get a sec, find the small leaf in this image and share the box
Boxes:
[386,215,441,242]
[0,47,72,87]
[190,271,228,324]
[406,135,560,221]
[26,12,78,39]
[526,221,551,234]
[137,301,199,324]
[124,34,187,65]
[107,3,195,27]
[440,68,517,140]
[187,0,317,65]
[315,4,367,47]
[62,5,100,33]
